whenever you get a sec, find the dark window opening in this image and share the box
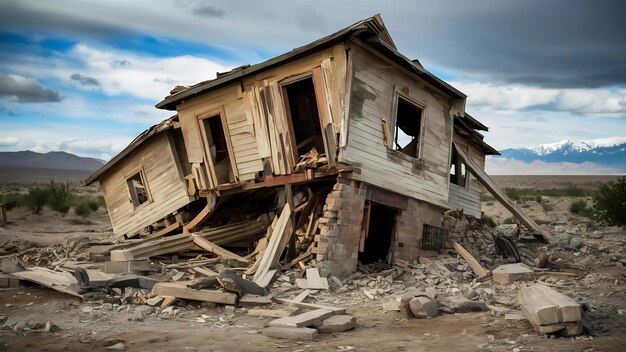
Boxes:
[284,78,324,156]
[449,146,467,186]
[127,171,149,207]
[359,202,396,264]
[202,115,232,185]
[394,98,423,158]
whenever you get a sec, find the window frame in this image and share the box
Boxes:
[449,145,470,189]
[389,90,426,161]
[125,167,152,209]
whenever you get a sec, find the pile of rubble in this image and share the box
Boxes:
[2,206,621,341]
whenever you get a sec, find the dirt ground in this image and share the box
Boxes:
[1,178,625,351]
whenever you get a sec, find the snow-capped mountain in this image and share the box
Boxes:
[497,137,626,168]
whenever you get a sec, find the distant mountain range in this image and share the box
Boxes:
[497,137,626,169]
[0,151,105,171]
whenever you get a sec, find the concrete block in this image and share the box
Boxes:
[317,315,356,333]
[492,263,535,284]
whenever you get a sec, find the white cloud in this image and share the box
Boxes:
[0,136,20,147]
[486,157,624,175]
[453,81,626,118]
[5,43,231,102]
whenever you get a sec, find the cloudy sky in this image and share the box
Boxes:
[0,0,625,173]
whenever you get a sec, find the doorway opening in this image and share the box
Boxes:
[200,114,233,185]
[359,202,397,264]
[283,77,325,156]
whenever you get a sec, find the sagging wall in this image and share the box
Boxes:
[175,43,350,190]
[100,132,193,237]
[447,135,486,218]
[341,40,461,209]
[315,177,445,277]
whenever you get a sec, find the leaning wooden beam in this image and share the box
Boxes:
[454,143,549,242]
[192,235,249,263]
[183,195,217,234]
[146,221,181,240]
[152,281,237,305]
[451,241,488,279]
[253,203,293,284]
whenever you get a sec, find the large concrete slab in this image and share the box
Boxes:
[493,263,534,284]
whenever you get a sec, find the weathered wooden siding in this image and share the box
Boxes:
[447,136,485,217]
[177,84,262,184]
[342,42,456,208]
[176,43,350,184]
[100,132,193,237]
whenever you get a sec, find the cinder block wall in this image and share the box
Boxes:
[315,177,366,277]
[392,198,445,261]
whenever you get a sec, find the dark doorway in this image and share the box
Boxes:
[201,114,232,185]
[283,78,325,156]
[359,202,396,264]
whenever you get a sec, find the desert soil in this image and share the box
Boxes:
[0,177,625,351]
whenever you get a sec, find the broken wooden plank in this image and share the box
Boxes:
[293,289,311,303]
[305,268,329,289]
[274,297,346,314]
[12,268,81,297]
[191,266,218,277]
[248,309,295,318]
[192,236,249,263]
[269,309,334,328]
[454,143,549,242]
[146,221,181,240]
[451,241,487,278]
[263,326,318,341]
[255,269,277,288]
[239,293,273,307]
[151,281,237,305]
[253,203,292,283]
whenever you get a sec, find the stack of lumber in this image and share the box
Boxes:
[518,283,583,336]
[111,217,267,261]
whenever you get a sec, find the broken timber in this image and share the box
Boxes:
[269,308,334,328]
[151,281,237,305]
[454,143,549,242]
[451,241,487,278]
[253,203,293,286]
[192,235,249,263]
[111,219,265,261]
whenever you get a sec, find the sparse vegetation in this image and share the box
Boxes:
[26,188,48,214]
[569,199,594,218]
[480,194,496,202]
[541,201,554,212]
[503,186,591,201]
[503,217,517,224]
[74,202,92,217]
[593,176,626,226]
[1,180,104,216]
[481,214,497,228]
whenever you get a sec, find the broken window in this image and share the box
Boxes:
[394,97,423,158]
[127,171,150,208]
[449,146,468,187]
[283,77,325,156]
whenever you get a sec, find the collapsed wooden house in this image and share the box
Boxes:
[87,15,547,277]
